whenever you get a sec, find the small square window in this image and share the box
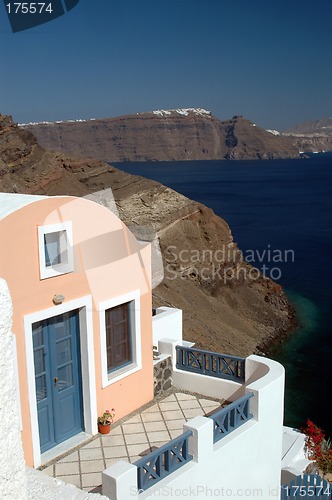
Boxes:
[44,231,67,267]
[38,223,73,279]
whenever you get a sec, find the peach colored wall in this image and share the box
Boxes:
[96,291,153,421]
[0,196,153,467]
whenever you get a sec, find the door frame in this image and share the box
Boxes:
[24,295,97,467]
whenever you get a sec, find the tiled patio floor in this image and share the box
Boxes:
[40,390,224,493]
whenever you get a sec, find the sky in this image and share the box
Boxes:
[1,0,332,131]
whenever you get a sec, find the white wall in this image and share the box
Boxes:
[103,353,285,499]
[27,467,109,500]
[0,278,28,499]
[152,307,183,347]
[0,278,108,500]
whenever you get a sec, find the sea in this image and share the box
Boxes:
[113,153,332,437]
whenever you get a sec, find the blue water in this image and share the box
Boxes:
[113,154,332,436]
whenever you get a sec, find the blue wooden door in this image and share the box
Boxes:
[33,310,83,453]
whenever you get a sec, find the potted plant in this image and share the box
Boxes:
[98,408,115,434]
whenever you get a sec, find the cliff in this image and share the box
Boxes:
[285,118,332,135]
[0,113,295,356]
[19,109,299,162]
[283,118,332,153]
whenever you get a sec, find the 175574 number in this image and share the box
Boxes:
[281,483,332,497]
[6,3,53,14]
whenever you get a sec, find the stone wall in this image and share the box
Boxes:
[153,356,172,396]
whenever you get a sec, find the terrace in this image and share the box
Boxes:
[102,337,285,499]
[40,322,285,499]
[40,389,226,493]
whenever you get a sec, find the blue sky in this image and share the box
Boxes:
[1,0,331,130]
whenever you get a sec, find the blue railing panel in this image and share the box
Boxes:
[209,392,254,443]
[281,473,332,499]
[176,345,245,382]
[135,430,193,492]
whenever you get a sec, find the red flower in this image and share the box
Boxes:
[302,419,332,477]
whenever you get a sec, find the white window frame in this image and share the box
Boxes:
[99,290,142,388]
[38,222,74,280]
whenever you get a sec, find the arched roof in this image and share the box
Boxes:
[0,193,48,221]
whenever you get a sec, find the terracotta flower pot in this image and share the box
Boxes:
[98,423,111,434]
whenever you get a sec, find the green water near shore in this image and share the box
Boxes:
[269,291,326,433]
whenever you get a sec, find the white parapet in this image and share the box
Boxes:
[102,460,138,499]
[152,307,183,347]
[245,354,285,422]
[184,416,214,462]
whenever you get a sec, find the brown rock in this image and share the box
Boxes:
[19,110,299,162]
[0,113,296,356]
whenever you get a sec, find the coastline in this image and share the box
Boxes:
[263,290,320,358]
[262,290,329,434]
[254,299,298,357]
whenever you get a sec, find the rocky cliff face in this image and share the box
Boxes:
[283,118,332,152]
[290,135,332,153]
[0,113,295,356]
[285,118,332,135]
[19,109,299,162]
